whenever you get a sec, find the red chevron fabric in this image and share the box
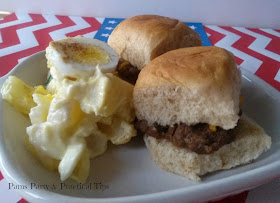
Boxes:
[0,13,280,203]
[0,13,17,25]
[204,26,280,91]
[0,171,3,181]
[0,13,103,77]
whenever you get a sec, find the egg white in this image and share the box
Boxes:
[46,36,119,78]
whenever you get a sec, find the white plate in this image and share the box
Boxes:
[0,51,280,203]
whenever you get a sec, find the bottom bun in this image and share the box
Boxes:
[144,117,271,181]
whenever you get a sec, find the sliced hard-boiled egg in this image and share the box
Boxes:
[46,36,119,78]
[58,139,86,181]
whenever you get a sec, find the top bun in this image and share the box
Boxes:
[133,46,241,130]
[108,15,202,70]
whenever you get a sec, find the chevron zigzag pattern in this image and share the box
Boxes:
[204,25,280,90]
[0,12,280,203]
[0,13,103,76]
[1,13,279,92]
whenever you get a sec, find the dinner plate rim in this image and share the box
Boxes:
[0,51,280,202]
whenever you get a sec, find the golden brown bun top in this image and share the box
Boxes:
[135,46,238,90]
[133,46,241,129]
[108,15,202,70]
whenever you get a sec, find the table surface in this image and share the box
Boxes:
[0,13,280,203]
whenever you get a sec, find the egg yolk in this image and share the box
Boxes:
[55,41,110,66]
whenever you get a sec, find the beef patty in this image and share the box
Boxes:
[117,60,140,85]
[134,120,236,154]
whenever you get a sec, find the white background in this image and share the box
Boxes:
[1,0,280,28]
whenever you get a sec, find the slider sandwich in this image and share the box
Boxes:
[133,46,271,181]
[108,15,202,84]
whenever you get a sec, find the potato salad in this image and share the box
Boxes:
[1,36,136,183]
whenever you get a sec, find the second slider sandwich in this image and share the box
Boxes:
[133,46,271,181]
[108,15,202,84]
